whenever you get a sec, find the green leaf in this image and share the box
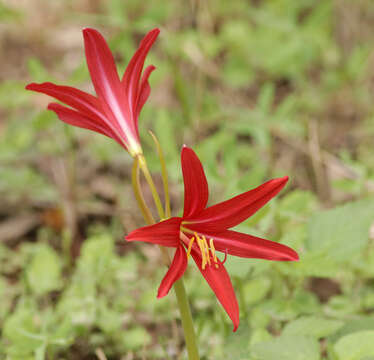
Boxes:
[3,301,43,357]
[242,277,272,306]
[283,316,344,339]
[26,245,62,295]
[252,335,320,360]
[307,200,374,261]
[333,330,374,360]
[330,318,374,343]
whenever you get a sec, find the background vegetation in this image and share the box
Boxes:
[1,0,374,359]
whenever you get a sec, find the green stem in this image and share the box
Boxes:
[131,155,200,360]
[149,131,171,218]
[173,279,200,360]
[138,155,166,219]
[131,157,155,225]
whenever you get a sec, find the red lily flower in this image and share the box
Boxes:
[26,28,160,157]
[126,146,299,331]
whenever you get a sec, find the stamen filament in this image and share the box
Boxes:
[194,232,208,269]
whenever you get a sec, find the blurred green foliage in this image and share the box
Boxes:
[1,0,374,359]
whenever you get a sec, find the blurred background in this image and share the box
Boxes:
[1,0,374,359]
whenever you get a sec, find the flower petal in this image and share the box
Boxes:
[83,28,123,105]
[125,217,181,247]
[83,28,139,150]
[181,146,209,218]
[26,82,103,120]
[122,28,159,112]
[47,103,123,146]
[157,245,187,298]
[28,82,131,149]
[135,65,156,123]
[190,249,239,331]
[196,229,299,261]
[187,176,288,232]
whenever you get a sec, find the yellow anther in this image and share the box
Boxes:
[186,236,195,260]
[195,232,208,270]
[202,236,211,266]
[209,238,219,268]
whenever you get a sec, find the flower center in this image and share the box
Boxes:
[186,233,219,270]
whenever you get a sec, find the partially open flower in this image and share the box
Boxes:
[26,28,159,157]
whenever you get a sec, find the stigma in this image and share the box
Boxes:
[186,233,219,269]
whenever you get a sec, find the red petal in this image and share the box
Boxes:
[27,82,128,144]
[157,245,187,298]
[83,28,123,104]
[135,65,156,122]
[190,249,239,332]
[125,217,181,247]
[26,82,103,120]
[83,29,138,143]
[122,28,159,112]
[47,103,124,146]
[181,146,209,218]
[187,176,288,232]
[195,229,299,261]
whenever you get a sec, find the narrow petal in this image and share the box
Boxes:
[125,217,181,247]
[135,65,156,123]
[83,28,140,151]
[190,249,239,331]
[47,103,124,146]
[195,229,299,261]
[26,82,104,120]
[83,28,123,106]
[28,82,128,148]
[122,28,160,111]
[157,245,187,298]
[187,176,288,232]
[181,146,209,218]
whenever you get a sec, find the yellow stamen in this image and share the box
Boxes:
[186,237,195,259]
[202,236,211,266]
[194,233,207,269]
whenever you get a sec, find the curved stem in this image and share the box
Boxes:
[131,157,155,225]
[149,131,171,218]
[138,155,166,219]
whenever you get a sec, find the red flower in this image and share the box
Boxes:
[126,146,299,331]
[26,28,160,157]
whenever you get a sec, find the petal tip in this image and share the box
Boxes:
[156,291,166,299]
[82,27,96,35]
[282,175,289,183]
[124,234,134,242]
[291,251,300,262]
[150,28,161,35]
[47,103,58,111]
[285,248,299,261]
[181,144,190,156]
[82,27,102,42]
